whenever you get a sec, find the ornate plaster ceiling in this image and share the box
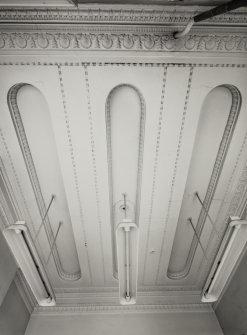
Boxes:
[76,0,232,5]
[0,0,232,7]
[0,5,247,310]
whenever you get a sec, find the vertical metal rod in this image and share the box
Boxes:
[188,217,208,261]
[34,194,55,241]
[123,193,127,219]
[125,227,130,302]
[195,192,219,237]
[46,221,62,265]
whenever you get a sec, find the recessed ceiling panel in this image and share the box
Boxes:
[167,85,241,280]
[0,63,247,307]
[8,84,81,282]
[106,84,145,278]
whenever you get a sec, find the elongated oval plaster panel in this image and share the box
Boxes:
[106,84,145,278]
[168,85,241,280]
[8,84,81,281]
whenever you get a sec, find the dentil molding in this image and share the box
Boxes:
[32,303,212,315]
[0,7,247,25]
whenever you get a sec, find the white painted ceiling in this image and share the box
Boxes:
[0,4,247,308]
[1,61,247,306]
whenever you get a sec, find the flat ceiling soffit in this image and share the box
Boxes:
[0,7,247,54]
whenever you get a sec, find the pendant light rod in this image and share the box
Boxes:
[122,193,127,219]
[174,0,247,39]
[188,217,208,261]
[46,221,63,265]
[69,0,78,7]
[34,194,55,241]
[194,192,219,237]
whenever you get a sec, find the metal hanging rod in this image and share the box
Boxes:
[174,0,247,39]
[122,193,127,219]
[34,194,55,241]
[188,217,208,262]
[70,0,78,7]
[194,192,220,238]
[46,221,63,265]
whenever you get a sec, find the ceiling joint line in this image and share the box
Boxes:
[141,65,168,285]
[57,64,92,284]
[0,62,246,68]
[83,64,106,285]
[155,66,194,284]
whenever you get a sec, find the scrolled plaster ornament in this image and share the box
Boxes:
[58,34,71,49]
[0,32,246,53]
[36,35,49,49]
[143,35,155,50]
[0,36,5,48]
[80,34,92,49]
[100,34,113,49]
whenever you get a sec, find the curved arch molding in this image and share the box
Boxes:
[8,83,81,281]
[106,84,145,278]
[167,84,242,280]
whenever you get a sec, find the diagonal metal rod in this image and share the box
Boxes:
[188,217,208,261]
[46,221,63,265]
[195,192,220,237]
[34,194,55,241]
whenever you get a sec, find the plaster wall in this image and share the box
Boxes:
[216,249,247,335]
[0,231,16,305]
[0,280,30,335]
[25,309,223,335]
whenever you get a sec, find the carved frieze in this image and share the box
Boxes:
[0,31,247,52]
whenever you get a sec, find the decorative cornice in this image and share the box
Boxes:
[32,303,212,316]
[0,30,247,53]
[0,7,246,26]
[54,289,202,306]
